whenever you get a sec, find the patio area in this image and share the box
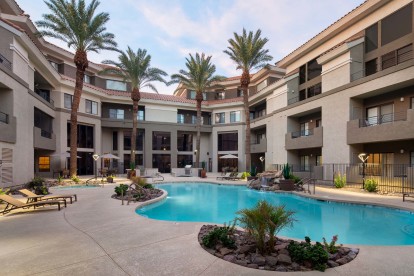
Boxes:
[1,174,414,275]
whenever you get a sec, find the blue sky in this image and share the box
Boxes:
[18,0,365,94]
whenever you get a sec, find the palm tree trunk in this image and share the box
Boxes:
[70,50,88,177]
[241,70,251,172]
[195,92,203,168]
[131,87,141,171]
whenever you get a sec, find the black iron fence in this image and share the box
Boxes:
[0,53,12,71]
[0,111,9,124]
[270,163,414,194]
[291,128,314,138]
[359,111,407,127]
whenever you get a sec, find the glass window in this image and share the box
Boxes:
[299,89,306,101]
[85,99,98,115]
[237,89,243,97]
[38,156,50,172]
[189,90,196,99]
[218,132,238,151]
[177,133,193,151]
[316,119,322,128]
[365,23,378,53]
[152,132,171,151]
[300,155,310,171]
[382,51,397,70]
[381,4,412,46]
[67,123,94,148]
[215,92,225,100]
[123,154,143,172]
[230,111,241,123]
[49,61,59,71]
[106,79,127,91]
[300,122,310,136]
[177,155,193,168]
[84,75,91,84]
[64,94,72,109]
[177,114,184,124]
[109,109,124,119]
[215,112,225,124]
[307,83,322,98]
[34,108,53,137]
[299,64,306,84]
[365,59,377,76]
[137,109,145,121]
[316,155,322,166]
[307,59,322,81]
[113,131,118,151]
[397,44,413,64]
[123,130,144,151]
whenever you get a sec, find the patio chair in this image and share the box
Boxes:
[0,194,66,215]
[230,173,244,180]
[217,172,232,180]
[19,189,77,204]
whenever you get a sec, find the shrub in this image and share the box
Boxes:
[237,200,295,254]
[114,184,129,196]
[282,163,291,179]
[27,176,45,189]
[287,236,328,272]
[250,166,257,177]
[131,177,153,189]
[0,188,10,203]
[241,172,250,179]
[34,185,49,195]
[322,235,342,254]
[71,175,80,183]
[289,174,301,183]
[364,179,378,192]
[202,222,236,249]
[334,173,346,188]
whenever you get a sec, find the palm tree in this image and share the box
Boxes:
[37,0,117,177]
[170,53,225,167]
[102,48,168,170]
[224,29,272,171]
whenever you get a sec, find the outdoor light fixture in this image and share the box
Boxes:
[358,153,369,189]
[92,154,100,180]
[259,156,265,162]
[400,149,405,154]
[358,153,369,163]
[194,149,198,155]
[92,154,100,161]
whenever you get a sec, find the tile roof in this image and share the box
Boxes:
[276,0,369,66]
[0,17,25,32]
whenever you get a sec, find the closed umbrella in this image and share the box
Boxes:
[50,152,81,169]
[219,154,239,159]
[100,153,120,159]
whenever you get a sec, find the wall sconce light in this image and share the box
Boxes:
[400,149,404,154]
[194,149,198,155]
[400,97,404,102]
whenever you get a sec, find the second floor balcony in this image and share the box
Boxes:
[285,127,323,150]
[0,53,12,71]
[34,127,56,151]
[251,138,267,153]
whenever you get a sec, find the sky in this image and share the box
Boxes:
[17,0,365,95]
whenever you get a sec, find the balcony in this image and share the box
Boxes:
[34,88,54,106]
[0,53,12,71]
[0,112,16,143]
[251,138,267,153]
[347,109,414,144]
[285,127,323,150]
[33,127,56,150]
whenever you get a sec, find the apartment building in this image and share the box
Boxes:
[0,0,413,187]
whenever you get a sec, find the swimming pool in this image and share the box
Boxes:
[136,182,414,245]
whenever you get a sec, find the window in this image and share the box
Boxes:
[299,64,306,84]
[49,61,59,71]
[188,90,196,99]
[38,156,50,172]
[382,51,397,70]
[381,4,412,46]
[397,44,413,64]
[307,59,322,81]
[177,155,193,168]
[300,122,310,136]
[123,131,144,151]
[152,132,171,151]
[218,132,238,151]
[365,59,377,76]
[365,23,378,53]
[299,89,306,101]
[316,155,322,166]
[177,114,184,124]
[202,92,207,100]
[316,119,322,128]
[230,111,241,123]
[106,79,127,91]
[137,109,145,121]
[300,156,310,171]
[113,131,118,151]
[67,123,94,148]
[123,154,143,172]
[366,104,393,125]
[237,89,243,97]
[84,75,91,84]
[215,92,225,100]
[307,83,321,98]
[109,109,124,119]
[34,108,53,138]
[64,94,73,109]
[411,152,414,167]
[177,133,193,151]
[85,100,98,115]
[215,112,225,124]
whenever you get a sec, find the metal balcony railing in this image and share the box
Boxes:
[291,128,314,138]
[34,88,54,106]
[0,53,12,71]
[0,111,9,124]
[359,111,408,127]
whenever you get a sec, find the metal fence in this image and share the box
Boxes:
[270,163,414,194]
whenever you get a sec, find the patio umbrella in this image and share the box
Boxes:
[50,152,81,169]
[219,154,239,159]
[100,153,120,159]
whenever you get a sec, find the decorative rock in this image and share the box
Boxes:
[223,255,236,263]
[347,251,357,260]
[350,248,359,254]
[291,262,301,271]
[239,244,255,254]
[265,256,278,266]
[220,247,234,256]
[247,264,259,269]
[274,243,289,251]
[328,260,339,267]
[277,254,292,265]
[275,265,287,272]
[338,247,351,255]
[336,257,349,265]
[251,255,266,266]
[214,252,223,258]
[235,260,248,267]
[279,248,289,255]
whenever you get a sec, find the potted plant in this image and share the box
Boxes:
[279,163,295,191]
[107,175,114,183]
[127,162,136,179]
[201,161,207,178]
[247,166,258,181]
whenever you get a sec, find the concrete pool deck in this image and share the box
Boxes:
[1,174,414,276]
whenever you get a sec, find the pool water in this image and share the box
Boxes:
[136,183,414,245]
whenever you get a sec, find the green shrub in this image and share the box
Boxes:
[250,166,257,177]
[322,235,341,254]
[287,236,328,272]
[334,173,346,188]
[241,172,250,179]
[290,174,301,183]
[202,222,236,249]
[34,185,49,195]
[282,163,291,179]
[364,179,378,192]
[71,175,80,183]
[0,188,9,195]
[27,176,45,189]
[237,200,295,254]
[114,184,129,196]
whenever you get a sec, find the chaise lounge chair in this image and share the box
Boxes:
[0,194,66,215]
[19,189,77,204]
[230,172,244,180]
[216,172,233,180]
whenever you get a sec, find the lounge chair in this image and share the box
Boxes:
[230,173,244,180]
[217,172,232,180]
[19,189,77,204]
[0,194,66,215]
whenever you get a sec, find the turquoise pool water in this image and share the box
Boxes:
[136,183,414,245]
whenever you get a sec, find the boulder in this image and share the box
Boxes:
[336,257,349,265]
[328,260,339,267]
[277,254,292,265]
[251,255,266,266]
[235,260,248,267]
[275,265,287,272]
[347,251,357,260]
[279,248,289,255]
[265,256,278,266]
[220,247,234,256]
[274,243,289,251]
[247,264,259,269]
[239,244,255,254]
[223,254,236,263]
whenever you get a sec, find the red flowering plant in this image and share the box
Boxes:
[322,235,342,254]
